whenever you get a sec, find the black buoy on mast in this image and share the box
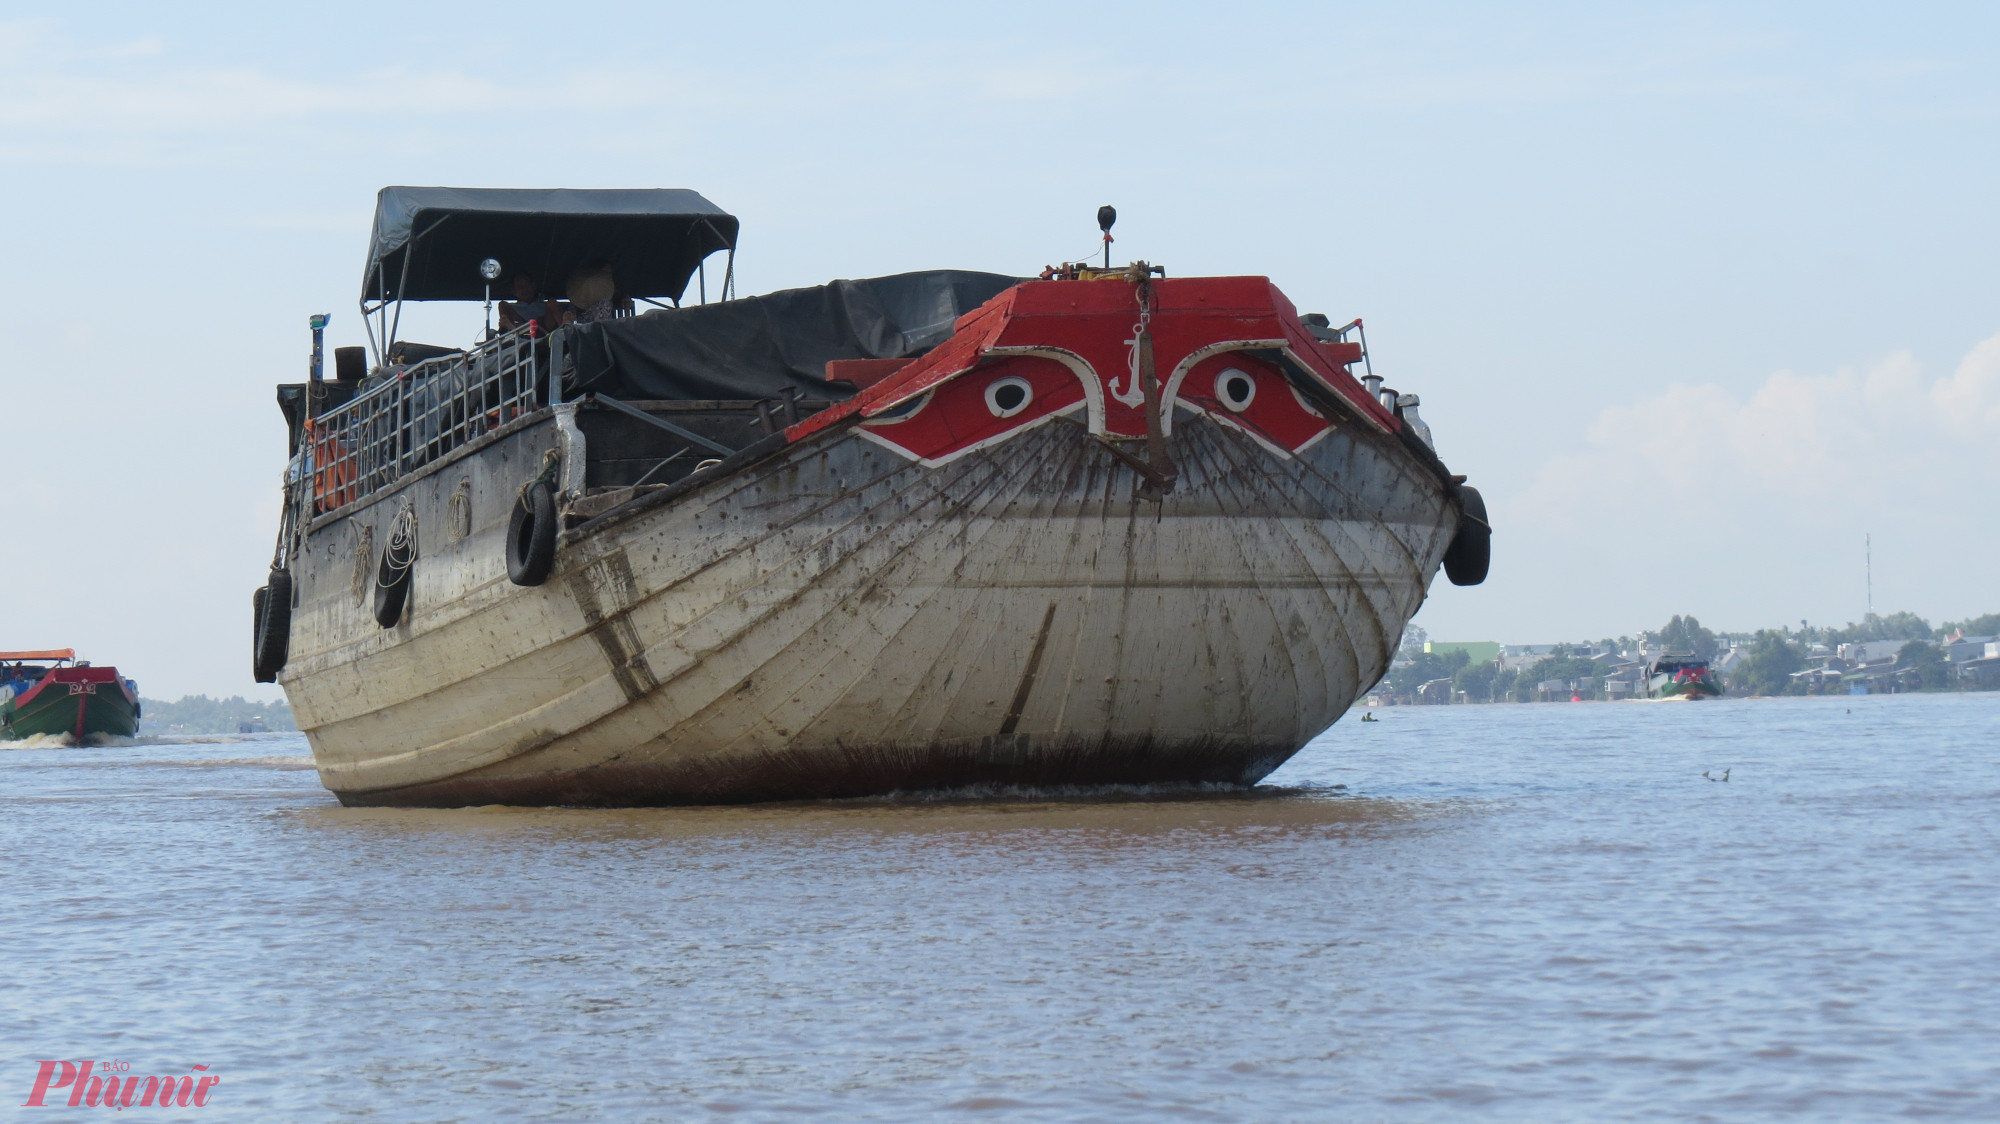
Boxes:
[1097,205,1117,268]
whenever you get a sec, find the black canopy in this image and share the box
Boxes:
[566,270,1024,401]
[362,187,737,304]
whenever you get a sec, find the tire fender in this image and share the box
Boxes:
[253,569,292,682]
[508,480,559,586]
[374,509,417,629]
[1442,485,1491,587]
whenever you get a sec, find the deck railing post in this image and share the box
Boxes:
[395,363,412,478]
[295,324,560,524]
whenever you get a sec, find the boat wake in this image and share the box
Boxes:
[149,755,317,770]
[2,732,288,749]
[1,732,113,749]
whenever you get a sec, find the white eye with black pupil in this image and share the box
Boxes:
[985,376,1033,418]
[1217,368,1256,412]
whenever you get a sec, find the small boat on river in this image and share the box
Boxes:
[0,650,142,741]
[1648,655,1722,700]
[256,187,1491,806]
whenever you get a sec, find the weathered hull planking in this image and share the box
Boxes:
[285,411,1452,806]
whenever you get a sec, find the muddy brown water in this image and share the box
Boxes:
[4,693,1996,1120]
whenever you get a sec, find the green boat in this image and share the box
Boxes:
[0,650,142,741]
[1648,654,1722,700]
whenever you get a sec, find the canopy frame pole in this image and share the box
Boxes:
[361,301,377,369]
[360,269,388,369]
[695,217,736,303]
[385,216,453,361]
[385,254,415,358]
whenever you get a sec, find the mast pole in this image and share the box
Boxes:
[307,313,328,419]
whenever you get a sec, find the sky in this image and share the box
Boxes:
[1,2,1996,699]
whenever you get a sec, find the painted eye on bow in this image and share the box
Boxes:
[1216,367,1256,412]
[868,390,932,422]
[985,376,1033,418]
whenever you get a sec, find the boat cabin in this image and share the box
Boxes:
[1648,654,1711,678]
[0,649,76,693]
[278,187,1017,524]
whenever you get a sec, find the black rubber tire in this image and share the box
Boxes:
[507,481,559,587]
[374,540,414,629]
[251,585,272,682]
[1442,485,1491,587]
[253,571,292,682]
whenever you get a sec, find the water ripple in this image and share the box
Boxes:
[2,693,1996,1120]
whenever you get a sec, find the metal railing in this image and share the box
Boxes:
[292,326,548,522]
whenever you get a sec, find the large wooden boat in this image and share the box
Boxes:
[258,188,1490,806]
[0,650,142,741]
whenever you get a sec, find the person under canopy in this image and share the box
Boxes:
[497,273,552,332]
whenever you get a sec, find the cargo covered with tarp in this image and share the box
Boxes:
[564,270,1024,401]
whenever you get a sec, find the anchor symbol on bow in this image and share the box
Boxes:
[1106,324,1150,408]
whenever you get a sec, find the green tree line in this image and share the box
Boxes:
[1381,608,1997,702]
[139,695,297,735]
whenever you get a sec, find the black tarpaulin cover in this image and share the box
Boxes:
[565,270,1024,401]
[363,187,737,303]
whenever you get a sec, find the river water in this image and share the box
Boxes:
[3,692,1996,1121]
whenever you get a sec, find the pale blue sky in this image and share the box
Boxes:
[2,3,1996,697]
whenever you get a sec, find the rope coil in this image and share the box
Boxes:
[382,506,419,577]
